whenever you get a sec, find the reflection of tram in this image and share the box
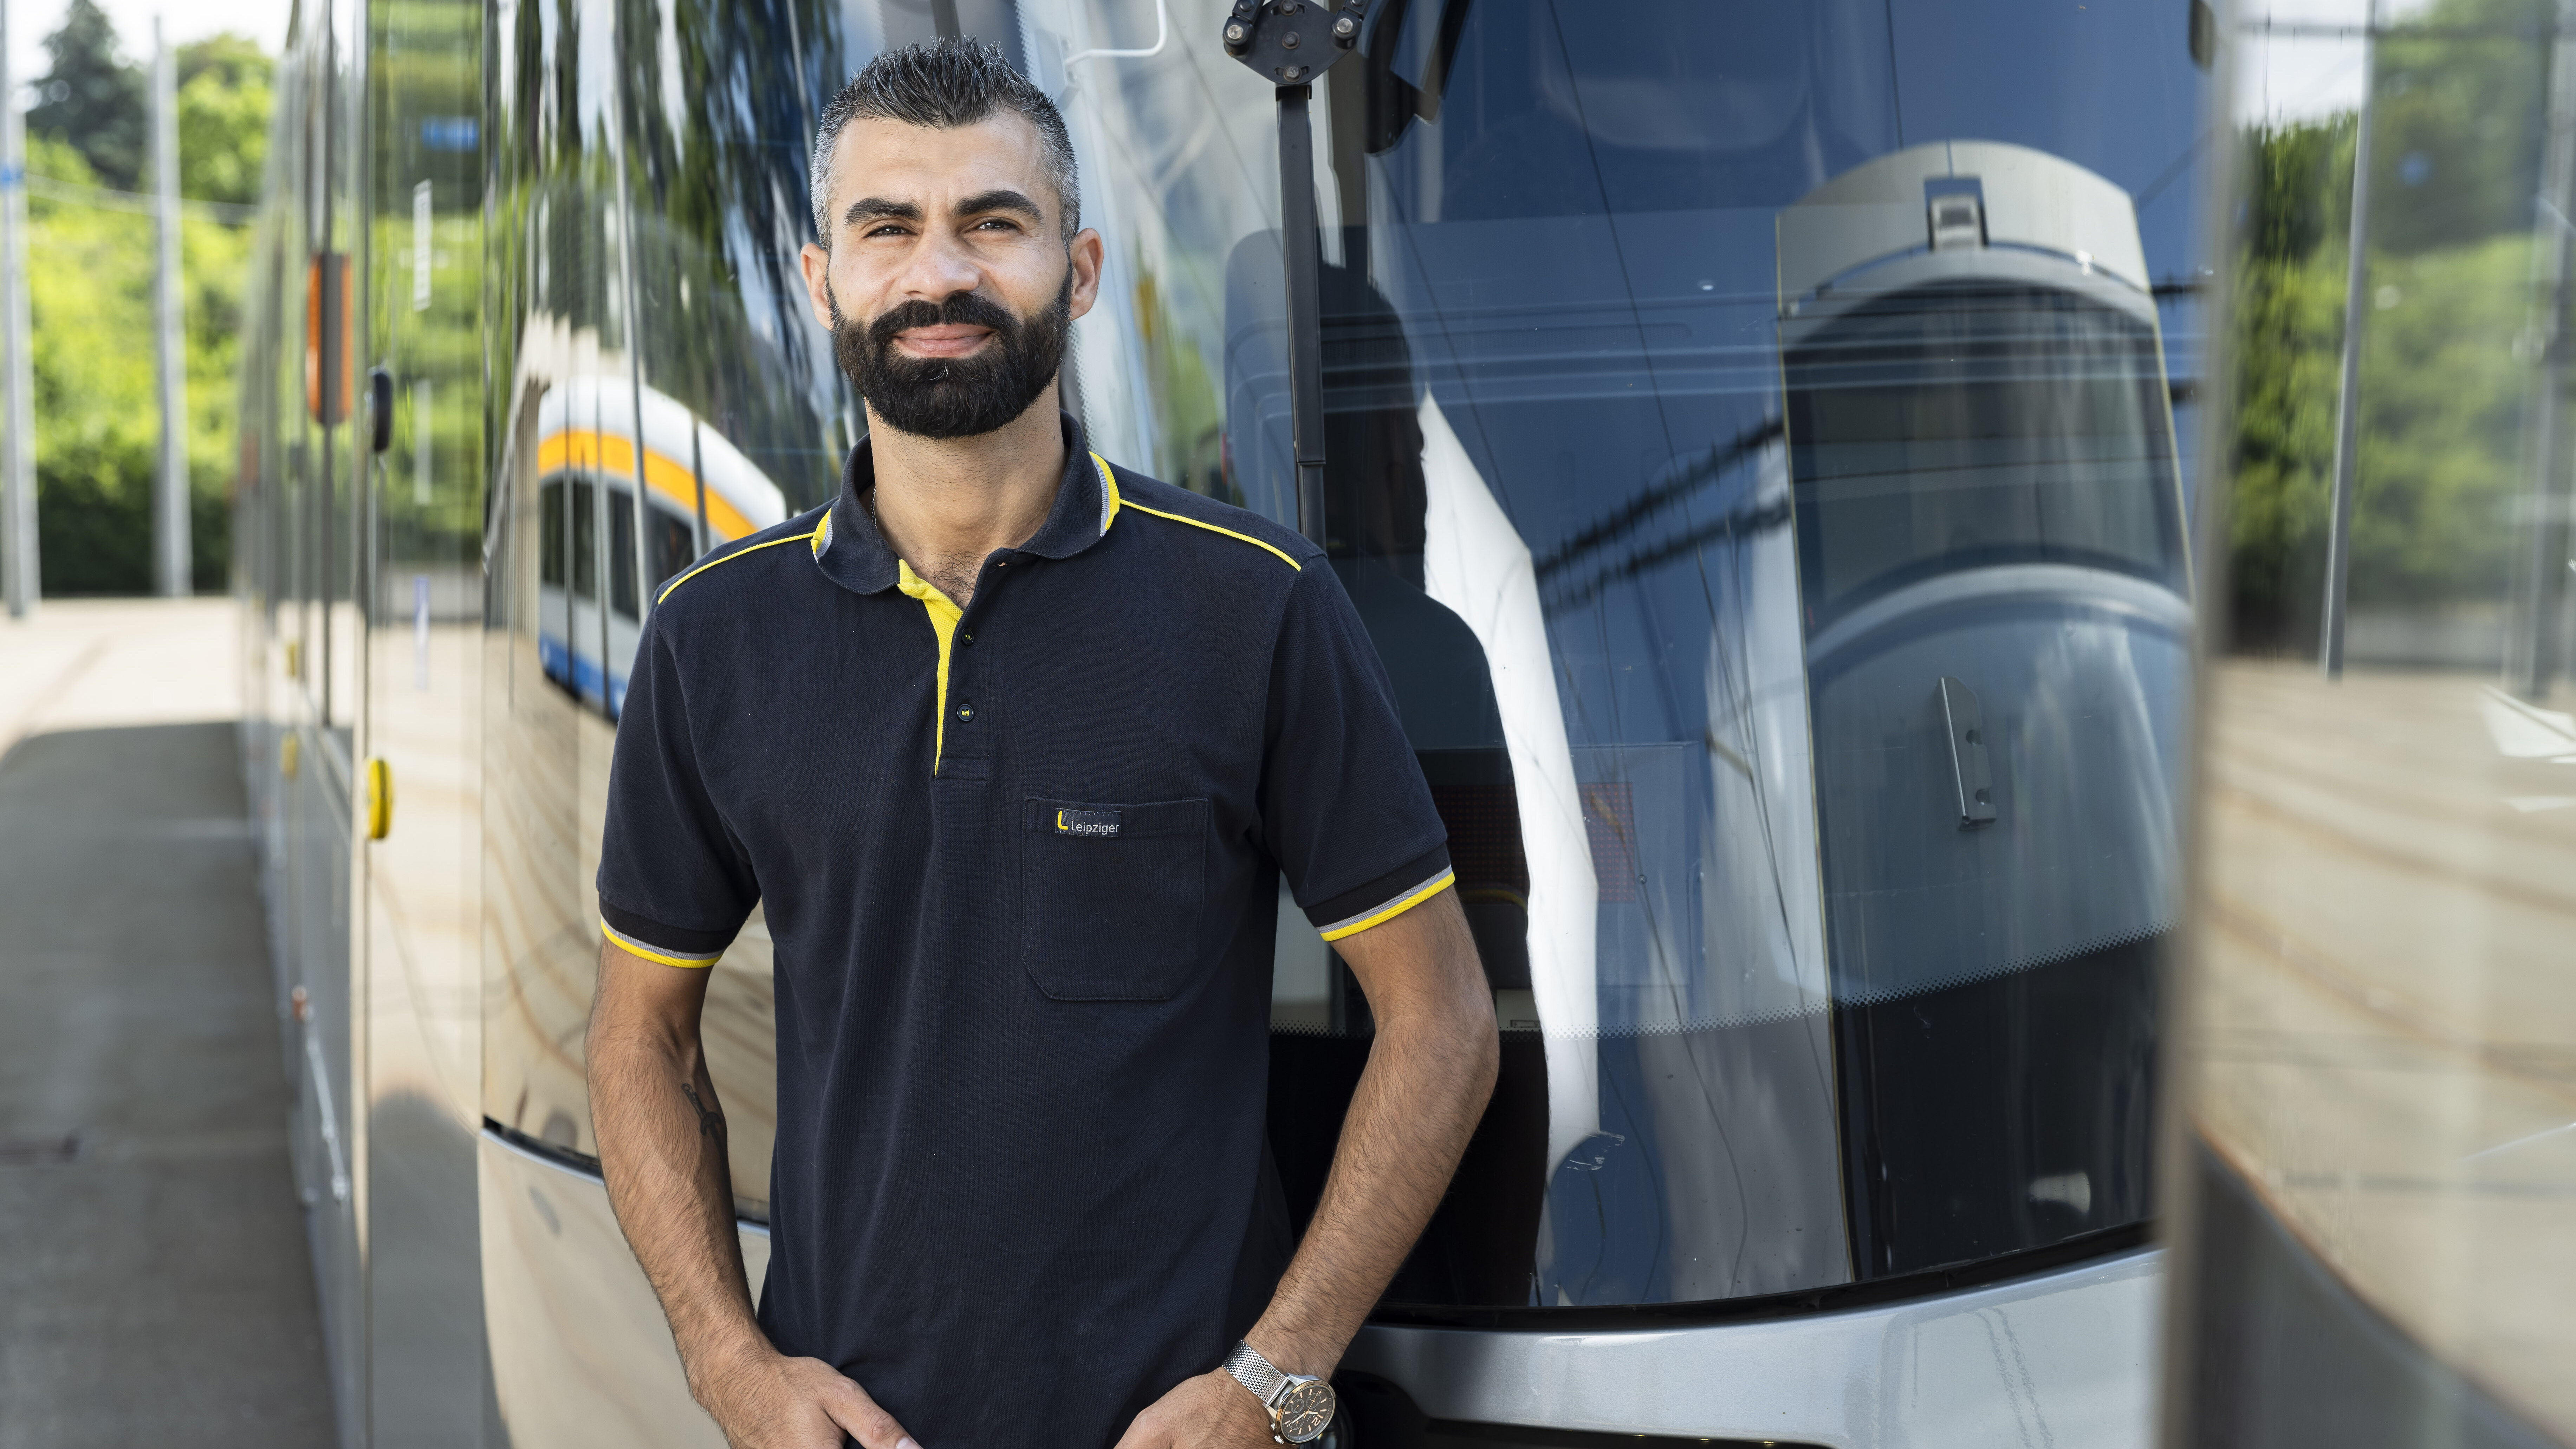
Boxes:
[529,378,789,717]
[1779,142,2186,1279]
[1222,134,2188,1443]
[233,3,2214,1447]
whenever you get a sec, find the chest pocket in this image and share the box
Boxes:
[1021,796,1211,1001]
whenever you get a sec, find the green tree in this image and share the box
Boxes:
[177,35,272,206]
[2227,98,2536,651]
[26,0,147,192]
[27,32,268,594]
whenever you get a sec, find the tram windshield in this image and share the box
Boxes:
[1107,0,2205,1309]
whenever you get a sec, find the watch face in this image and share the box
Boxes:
[1274,1380,1336,1443]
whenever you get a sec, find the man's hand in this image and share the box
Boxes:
[694,1342,923,1449]
[1111,1367,1276,1449]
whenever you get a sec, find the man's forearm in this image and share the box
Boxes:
[1247,902,1499,1377]
[588,949,765,1386]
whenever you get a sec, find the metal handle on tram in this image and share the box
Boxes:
[367,366,395,455]
[1220,0,1367,546]
[1938,676,1999,830]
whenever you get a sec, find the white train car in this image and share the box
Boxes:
[528,377,790,717]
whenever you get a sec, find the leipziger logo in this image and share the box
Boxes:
[1055,809,1123,837]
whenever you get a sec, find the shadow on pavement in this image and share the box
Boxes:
[0,721,335,1449]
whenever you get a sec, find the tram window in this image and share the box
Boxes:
[1785,286,2186,628]
[608,489,639,618]
[538,480,565,587]
[648,505,694,598]
[570,479,597,601]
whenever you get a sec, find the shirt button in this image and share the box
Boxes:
[956,702,975,722]
[961,630,974,645]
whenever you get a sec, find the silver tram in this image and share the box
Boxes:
[233,1,2208,1444]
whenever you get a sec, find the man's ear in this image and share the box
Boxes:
[799,241,838,331]
[1067,229,1106,324]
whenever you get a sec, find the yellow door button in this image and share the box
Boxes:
[363,757,394,840]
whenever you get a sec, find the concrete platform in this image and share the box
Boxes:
[0,600,333,1448]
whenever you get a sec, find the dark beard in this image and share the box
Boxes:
[833,272,1072,440]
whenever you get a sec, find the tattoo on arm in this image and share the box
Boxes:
[680,1082,728,1146]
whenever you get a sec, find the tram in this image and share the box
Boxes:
[527,377,790,718]
[232,1,2210,1445]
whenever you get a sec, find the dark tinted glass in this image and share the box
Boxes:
[571,480,597,600]
[609,490,638,617]
[538,480,565,586]
[1786,284,2186,628]
[649,506,695,599]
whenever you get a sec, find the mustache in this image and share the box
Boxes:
[863,290,1023,362]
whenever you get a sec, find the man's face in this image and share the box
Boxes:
[799,113,1103,440]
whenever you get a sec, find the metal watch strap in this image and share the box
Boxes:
[1222,1340,1289,1406]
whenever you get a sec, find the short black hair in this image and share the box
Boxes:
[809,39,1081,246]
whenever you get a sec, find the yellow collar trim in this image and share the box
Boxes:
[1090,453,1300,572]
[896,558,965,769]
[1091,451,1122,534]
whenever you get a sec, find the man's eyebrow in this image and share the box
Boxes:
[954,189,1044,223]
[842,196,922,226]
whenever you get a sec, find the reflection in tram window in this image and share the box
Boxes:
[608,492,640,617]
[1786,290,2187,625]
[1214,7,2200,1310]
[1780,144,2185,1277]
[528,378,790,719]
[2172,7,2576,1446]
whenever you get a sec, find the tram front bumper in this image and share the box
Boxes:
[1342,1246,2162,1449]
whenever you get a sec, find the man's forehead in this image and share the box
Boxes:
[830,113,1051,212]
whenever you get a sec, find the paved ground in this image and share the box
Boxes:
[2193,660,2576,1442]
[0,600,333,1448]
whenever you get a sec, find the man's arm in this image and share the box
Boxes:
[589,939,925,1449]
[1115,889,1499,1448]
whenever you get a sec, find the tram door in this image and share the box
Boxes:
[261,4,368,1441]
[356,0,492,1441]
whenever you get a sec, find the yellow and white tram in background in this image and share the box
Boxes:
[232,0,2574,1447]
[528,377,789,718]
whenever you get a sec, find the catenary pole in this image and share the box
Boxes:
[2319,1,2376,679]
[1,0,37,619]
[153,15,187,596]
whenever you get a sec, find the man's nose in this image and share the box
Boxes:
[896,228,984,301]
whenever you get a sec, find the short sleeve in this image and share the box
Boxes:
[1260,563,1453,941]
[595,614,758,966]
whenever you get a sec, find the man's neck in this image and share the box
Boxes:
[867,387,1066,607]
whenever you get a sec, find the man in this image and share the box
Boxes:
[585,39,1499,1449]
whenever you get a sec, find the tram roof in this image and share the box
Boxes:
[536,376,792,537]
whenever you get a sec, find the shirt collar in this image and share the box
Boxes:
[811,411,1113,597]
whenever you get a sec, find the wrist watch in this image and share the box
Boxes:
[1222,1340,1337,1444]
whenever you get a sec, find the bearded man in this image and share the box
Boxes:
[583,39,1499,1449]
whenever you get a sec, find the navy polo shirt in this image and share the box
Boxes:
[594,415,1453,1449]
